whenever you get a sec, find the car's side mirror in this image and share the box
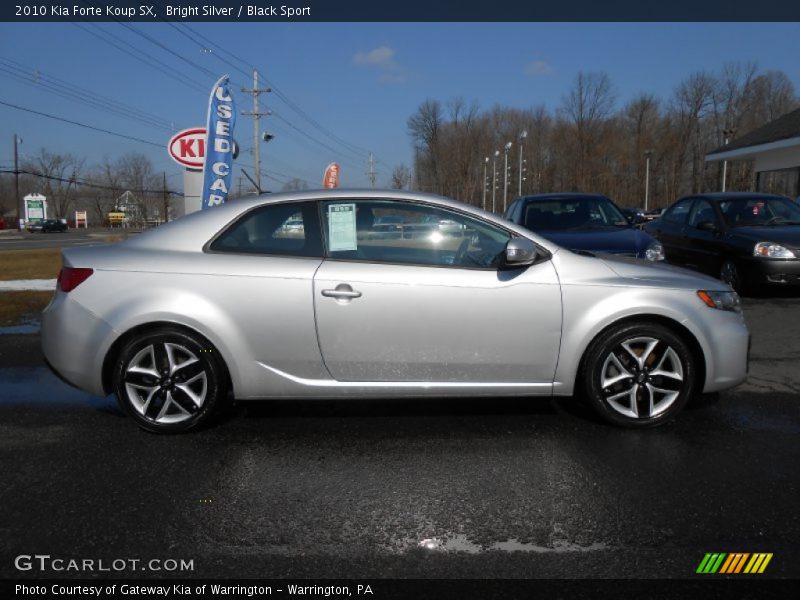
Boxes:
[504,238,538,266]
[697,221,718,232]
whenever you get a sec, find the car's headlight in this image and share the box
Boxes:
[754,242,795,258]
[697,290,742,313]
[645,241,665,261]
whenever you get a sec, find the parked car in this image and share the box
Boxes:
[621,207,646,225]
[644,192,800,293]
[42,190,748,433]
[505,193,665,261]
[41,219,68,233]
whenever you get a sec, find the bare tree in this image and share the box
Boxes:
[22,149,85,219]
[389,164,411,189]
[281,178,309,191]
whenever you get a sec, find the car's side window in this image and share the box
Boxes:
[662,199,693,225]
[209,201,322,257]
[321,200,512,269]
[688,200,717,228]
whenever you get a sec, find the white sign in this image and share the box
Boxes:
[327,204,357,251]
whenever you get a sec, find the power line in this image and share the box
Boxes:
[1,169,183,196]
[175,23,385,169]
[72,22,209,95]
[0,100,164,147]
[0,60,172,132]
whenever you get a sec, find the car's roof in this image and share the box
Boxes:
[121,188,562,254]
[686,192,790,202]
[515,192,611,202]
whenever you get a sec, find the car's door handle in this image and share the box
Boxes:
[321,284,362,299]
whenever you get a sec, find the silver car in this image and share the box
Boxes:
[41,190,749,433]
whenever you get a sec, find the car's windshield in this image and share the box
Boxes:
[719,197,800,227]
[523,197,629,231]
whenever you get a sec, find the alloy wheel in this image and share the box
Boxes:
[123,342,208,424]
[599,336,685,419]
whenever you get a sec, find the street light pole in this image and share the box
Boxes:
[722,128,735,192]
[492,150,499,213]
[503,141,512,212]
[482,157,489,211]
[518,130,527,197]
[13,134,22,231]
[644,149,653,212]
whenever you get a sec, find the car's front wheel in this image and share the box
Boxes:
[581,322,697,428]
[113,327,228,433]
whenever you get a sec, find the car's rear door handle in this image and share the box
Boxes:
[321,284,362,299]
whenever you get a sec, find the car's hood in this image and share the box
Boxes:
[537,227,654,255]
[598,253,728,290]
[729,225,800,247]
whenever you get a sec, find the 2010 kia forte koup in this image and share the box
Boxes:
[41,190,749,433]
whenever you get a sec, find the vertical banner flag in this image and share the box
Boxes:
[323,163,340,189]
[202,74,236,209]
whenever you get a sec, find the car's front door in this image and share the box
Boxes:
[312,199,562,388]
[650,198,694,265]
[684,199,725,276]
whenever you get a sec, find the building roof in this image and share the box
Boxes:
[707,107,800,157]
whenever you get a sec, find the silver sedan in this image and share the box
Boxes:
[41,190,749,432]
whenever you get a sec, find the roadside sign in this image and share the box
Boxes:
[168,128,206,170]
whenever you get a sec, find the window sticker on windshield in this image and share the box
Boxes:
[328,203,357,251]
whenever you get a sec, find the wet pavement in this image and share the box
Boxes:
[0,298,799,580]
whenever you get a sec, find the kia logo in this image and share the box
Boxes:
[168,128,206,170]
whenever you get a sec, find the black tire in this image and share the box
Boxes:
[580,321,697,428]
[113,327,228,433]
[720,259,747,296]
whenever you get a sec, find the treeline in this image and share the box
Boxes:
[408,63,798,211]
[0,150,171,224]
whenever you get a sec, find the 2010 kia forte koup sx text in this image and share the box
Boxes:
[41,190,750,433]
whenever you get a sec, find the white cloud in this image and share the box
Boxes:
[353,45,410,84]
[353,45,396,67]
[524,60,554,76]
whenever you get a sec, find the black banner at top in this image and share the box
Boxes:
[3,0,800,22]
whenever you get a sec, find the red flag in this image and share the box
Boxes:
[323,163,340,189]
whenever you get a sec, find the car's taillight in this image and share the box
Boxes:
[57,267,93,292]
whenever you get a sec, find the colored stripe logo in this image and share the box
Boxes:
[696,553,773,574]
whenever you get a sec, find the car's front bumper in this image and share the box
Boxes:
[739,257,800,286]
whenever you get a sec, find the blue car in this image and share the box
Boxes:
[504,193,665,261]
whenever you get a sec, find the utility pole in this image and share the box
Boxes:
[367,153,377,188]
[13,134,21,230]
[162,172,169,224]
[241,69,271,194]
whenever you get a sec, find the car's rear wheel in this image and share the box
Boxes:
[113,327,227,433]
[581,322,697,428]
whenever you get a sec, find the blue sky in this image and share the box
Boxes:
[1,22,799,190]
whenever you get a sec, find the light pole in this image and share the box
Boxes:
[482,157,489,211]
[644,149,653,212]
[722,128,735,192]
[13,134,22,231]
[518,130,527,197]
[503,141,512,212]
[492,150,499,213]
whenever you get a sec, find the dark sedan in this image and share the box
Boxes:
[40,219,67,233]
[644,192,800,293]
[505,193,665,261]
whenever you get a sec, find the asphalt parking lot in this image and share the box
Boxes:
[0,295,798,580]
